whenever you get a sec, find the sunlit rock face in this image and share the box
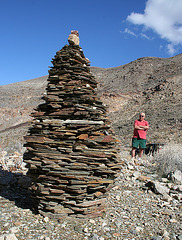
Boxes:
[68,30,80,46]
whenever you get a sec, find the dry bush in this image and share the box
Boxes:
[0,126,28,155]
[154,143,182,176]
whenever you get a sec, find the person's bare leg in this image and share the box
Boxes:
[132,147,136,158]
[139,149,144,158]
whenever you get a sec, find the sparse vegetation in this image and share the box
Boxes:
[0,127,28,155]
[154,143,182,177]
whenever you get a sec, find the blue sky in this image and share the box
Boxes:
[0,0,182,85]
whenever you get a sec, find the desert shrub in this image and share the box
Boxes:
[154,143,182,176]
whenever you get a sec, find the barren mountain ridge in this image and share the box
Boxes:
[0,54,181,152]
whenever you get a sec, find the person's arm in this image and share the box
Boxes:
[135,124,143,130]
[140,125,149,130]
[134,123,144,130]
[138,122,149,130]
[135,124,149,130]
[144,121,149,130]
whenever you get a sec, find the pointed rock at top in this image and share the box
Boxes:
[68,30,80,46]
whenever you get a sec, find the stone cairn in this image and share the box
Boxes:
[24,31,121,218]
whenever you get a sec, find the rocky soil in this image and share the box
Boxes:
[0,149,181,240]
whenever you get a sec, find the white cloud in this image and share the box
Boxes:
[140,33,151,40]
[124,28,137,37]
[167,44,176,55]
[159,45,163,50]
[127,0,182,53]
[123,28,152,40]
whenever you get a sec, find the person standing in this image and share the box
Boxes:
[132,113,149,160]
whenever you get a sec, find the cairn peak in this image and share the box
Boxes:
[68,30,80,46]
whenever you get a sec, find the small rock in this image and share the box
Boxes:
[90,234,100,240]
[127,164,135,170]
[135,226,143,232]
[89,219,96,224]
[154,182,170,195]
[123,190,132,195]
[168,170,182,184]
[162,193,172,202]
[146,181,169,195]
[0,233,18,240]
[138,175,151,182]
[103,226,110,232]
[173,185,182,192]
[43,217,49,223]
[3,223,9,227]
[115,195,120,200]
[61,221,67,228]
[113,233,120,237]
[132,171,140,180]
[169,218,177,223]
[177,234,182,240]
[68,31,79,45]
[39,236,45,240]
[112,186,119,191]
[151,237,163,240]
[14,221,22,226]
[162,178,169,182]
[83,227,89,233]
[129,229,137,235]
[162,229,170,240]
[10,227,19,233]
[167,183,173,189]
[171,193,181,201]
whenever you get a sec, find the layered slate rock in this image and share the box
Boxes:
[24,31,121,218]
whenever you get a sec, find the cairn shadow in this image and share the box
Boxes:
[0,168,38,214]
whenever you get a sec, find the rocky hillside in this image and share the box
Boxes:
[95,54,182,145]
[0,76,47,152]
[0,54,181,152]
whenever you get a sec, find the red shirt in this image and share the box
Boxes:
[133,119,149,139]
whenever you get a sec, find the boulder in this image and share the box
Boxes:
[0,233,18,240]
[168,170,182,184]
[145,181,169,195]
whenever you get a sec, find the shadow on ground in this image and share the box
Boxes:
[0,168,38,213]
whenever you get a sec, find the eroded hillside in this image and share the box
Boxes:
[0,54,181,152]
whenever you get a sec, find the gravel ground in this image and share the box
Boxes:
[0,149,182,240]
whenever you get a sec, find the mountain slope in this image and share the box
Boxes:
[92,54,182,144]
[0,54,181,152]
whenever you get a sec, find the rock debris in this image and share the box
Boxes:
[0,149,182,240]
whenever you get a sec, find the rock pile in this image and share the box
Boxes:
[0,151,27,173]
[23,31,121,218]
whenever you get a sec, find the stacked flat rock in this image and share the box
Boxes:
[24,31,121,218]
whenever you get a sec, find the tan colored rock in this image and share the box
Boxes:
[68,30,80,46]
[138,175,151,182]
